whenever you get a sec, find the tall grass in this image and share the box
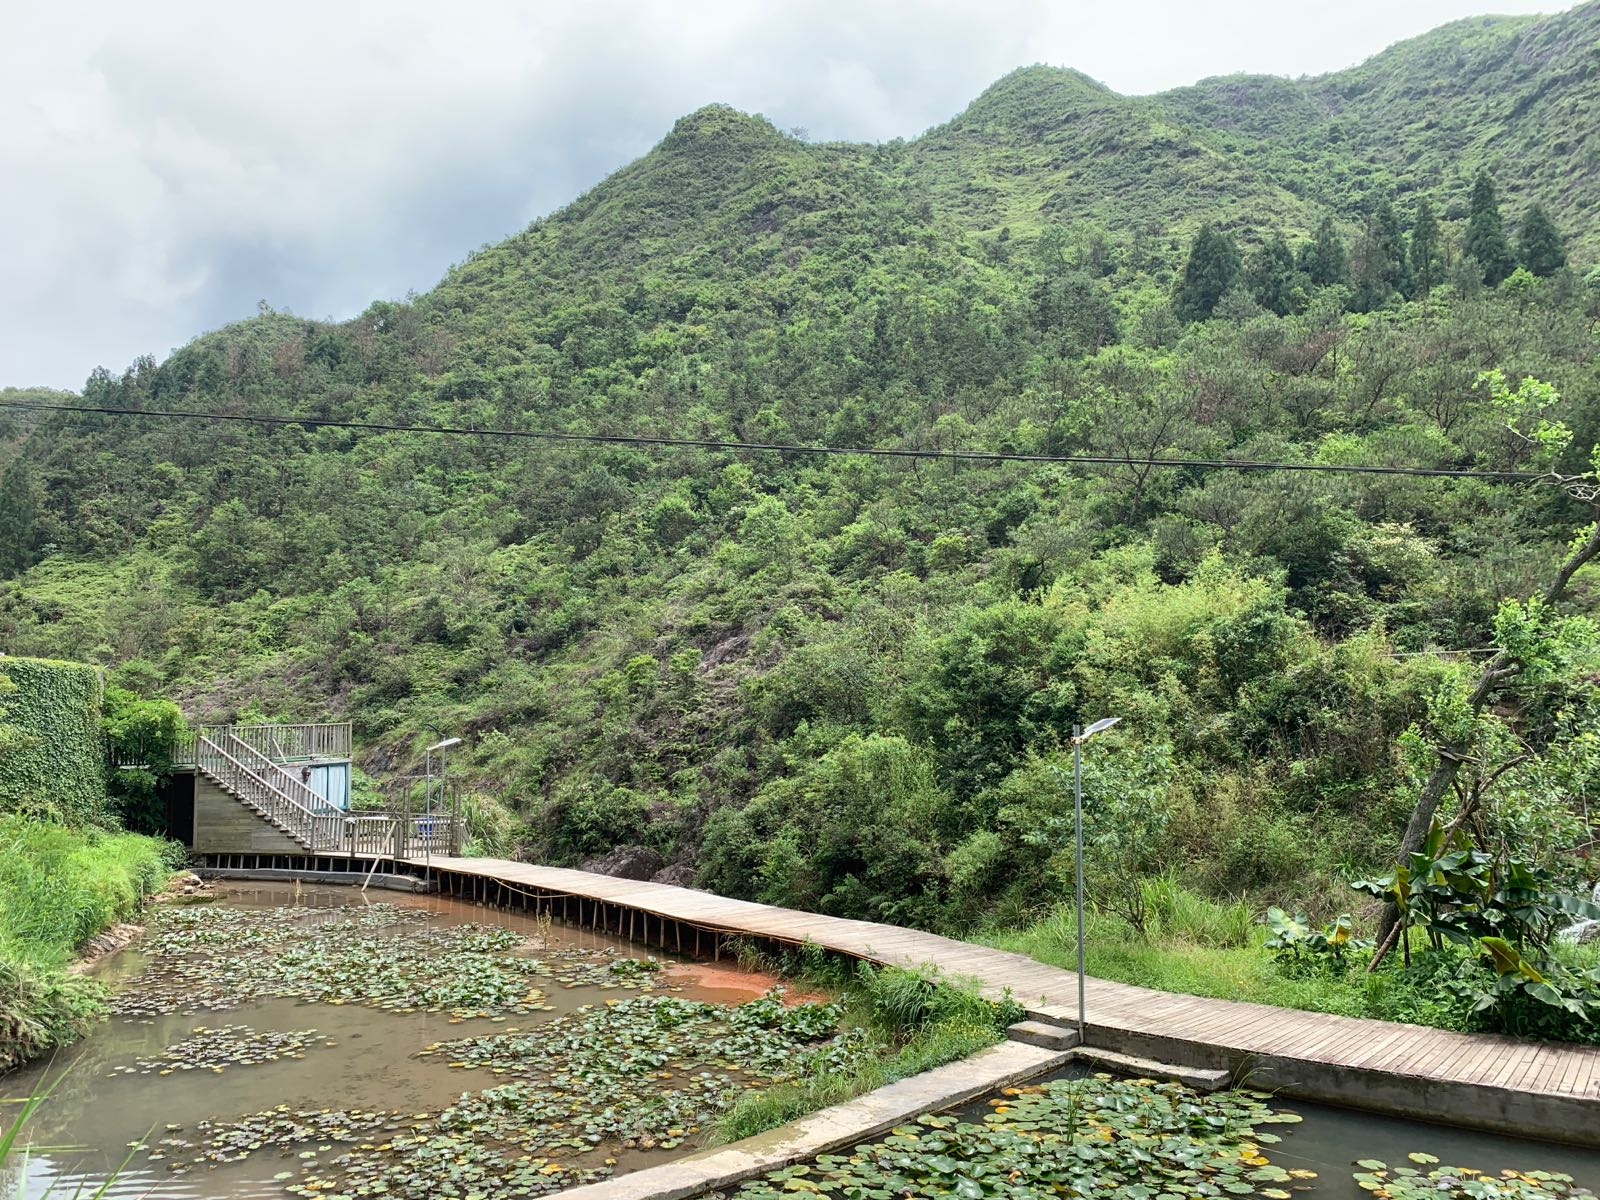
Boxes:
[0,816,179,1071]
[714,962,1020,1143]
[976,882,1469,1027]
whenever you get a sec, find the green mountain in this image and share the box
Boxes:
[1160,4,1600,254]
[4,6,1600,942]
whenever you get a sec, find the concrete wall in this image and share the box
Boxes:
[192,776,306,854]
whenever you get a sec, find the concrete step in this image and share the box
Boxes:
[1073,1046,1232,1093]
[1006,1020,1082,1051]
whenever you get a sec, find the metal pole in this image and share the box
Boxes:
[1073,724,1086,1041]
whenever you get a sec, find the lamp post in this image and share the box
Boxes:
[424,736,462,813]
[423,736,462,855]
[1072,717,1120,1042]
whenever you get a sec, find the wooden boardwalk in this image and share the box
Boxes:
[407,856,1600,1145]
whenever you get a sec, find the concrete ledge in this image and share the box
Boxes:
[1073,1046,1231,1093]
[557,1040,1072,1200]
[1006,1020,1081,1051]
[196,867,433,893]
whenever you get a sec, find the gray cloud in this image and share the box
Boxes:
[1,0,1576,390]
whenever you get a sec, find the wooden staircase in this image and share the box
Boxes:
[195,731,344,851]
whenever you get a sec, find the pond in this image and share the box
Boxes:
[724,1067,1600,1200]
[6,885,1598,1200]
[2,883,847,1200]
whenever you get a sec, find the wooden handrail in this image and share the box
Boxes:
[217,731,340,818]
[197,731,462,856]
[196,734,327,849]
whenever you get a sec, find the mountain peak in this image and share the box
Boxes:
[951,65,1115,129]
[660,104,786,153]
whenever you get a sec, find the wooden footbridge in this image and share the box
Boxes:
[388,856,1597,1148]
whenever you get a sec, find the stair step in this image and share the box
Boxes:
[1007,1021,1082,1051]
[1072,1047,1232,1093]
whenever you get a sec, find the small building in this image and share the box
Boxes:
[156,722,356,854]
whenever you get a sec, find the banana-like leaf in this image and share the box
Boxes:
[1478,936,1545,981]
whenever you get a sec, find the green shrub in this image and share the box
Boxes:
[0,816,178,1069]
[0,657,109,825]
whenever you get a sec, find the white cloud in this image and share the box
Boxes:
[0,0,1577,389]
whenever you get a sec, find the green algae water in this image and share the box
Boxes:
[1,883,844,1200]
[723,1070,1600,1200]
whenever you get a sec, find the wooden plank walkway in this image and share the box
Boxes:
[408,856,1600,1146]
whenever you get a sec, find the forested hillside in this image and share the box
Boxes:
[1160,4,1600,254]
[3,3,1600,963]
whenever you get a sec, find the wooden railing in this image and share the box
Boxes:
[217,722,352,762]
[217,731,342,818]
[121,723,350,770]
[196,734,327,850]
[344,811,463,859]
[197,732,462,857]
[179,723,350,766]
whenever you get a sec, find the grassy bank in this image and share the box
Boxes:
[976,885,1600,1037]
[0,815,179,1071]
[715,962,1023,1142]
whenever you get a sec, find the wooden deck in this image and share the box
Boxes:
[409,856,1600,1146]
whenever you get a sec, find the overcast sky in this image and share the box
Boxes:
[2,0,1579,392]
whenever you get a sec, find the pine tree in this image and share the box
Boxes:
[1174,224,1242,322]
[1409,197,1442,297]
[1298,215,1347,288]
[0,459,41,575]
[1464,171,1516,286]
[1352,199,1411,311]
[1246,233,1299,316]
[1517,204,1567,277]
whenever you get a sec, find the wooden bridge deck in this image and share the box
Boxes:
[404,856,1600,1143]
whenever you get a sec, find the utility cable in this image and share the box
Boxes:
[0,398,1567,483]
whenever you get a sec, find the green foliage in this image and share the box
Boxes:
[1409,198,1443,297]
[1352,820,1600,1038]
[0,457,42,576]
[0,656,110,825]
[1174,224,1242,321]
[1263,906,1368,975]
[1466,171,1517,286]
[1298,214,1348,287]
[101,684,186,833]
[0,815,177,1069]
[1245,233,1301,316]
[1518,204,1568,278]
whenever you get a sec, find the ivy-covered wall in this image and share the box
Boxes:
[0,655,109,824]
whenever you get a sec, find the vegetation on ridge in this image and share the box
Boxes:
[4,5,1600,1047]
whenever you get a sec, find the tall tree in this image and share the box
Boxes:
[1246,233,1299,316]
[1352,199,1412,311]
[0,459,41,575]
[1408,197,1443,298]
[1517,204,1567,277]
[1464,171,1516,286]
[1298,215,1348,289]
[1174,224,1242,322]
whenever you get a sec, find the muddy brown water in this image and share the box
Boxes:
[1,883,787,1200]
[8,885,1598,1199]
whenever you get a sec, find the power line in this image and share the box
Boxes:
[0,398,1564,483]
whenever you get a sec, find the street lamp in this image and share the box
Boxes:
[424,737,462,813]
[1072,717,1120,1042]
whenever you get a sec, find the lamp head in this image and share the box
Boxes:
[1075,717,1121,743]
